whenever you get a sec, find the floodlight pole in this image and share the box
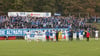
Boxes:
[69,13,71,17]
[88,13,89,17]
[79,13,80,18]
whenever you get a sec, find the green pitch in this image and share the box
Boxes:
[0,39,100,56]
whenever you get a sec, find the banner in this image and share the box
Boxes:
[8,12,51,17]
[8,12,18,17]
[0,28,67,36]
[54,13,61,16]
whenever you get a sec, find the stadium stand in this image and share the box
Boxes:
[0,15,99,40]
[0,16,95,29]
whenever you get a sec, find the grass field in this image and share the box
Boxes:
[0,39,100,56]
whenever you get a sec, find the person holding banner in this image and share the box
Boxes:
[62,30,65,40]
[34,31,39,42]
[73,31,77,40]
[46,30,50,41]
[95,29,99,40]
[42,30,46,42]
[69,30,73,41]
[65,30,69,41]
[79,31,81,40]
[56,30,59,42]
[53,30,56,41]
[58,30,62,41]
[86,31,90,41]
[80,29,84,40]
[25,30,32,42]
[50,30,53,41]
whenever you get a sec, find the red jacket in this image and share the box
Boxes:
[86,32,90,38]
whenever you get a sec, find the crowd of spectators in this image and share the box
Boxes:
[0,15,97,31]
